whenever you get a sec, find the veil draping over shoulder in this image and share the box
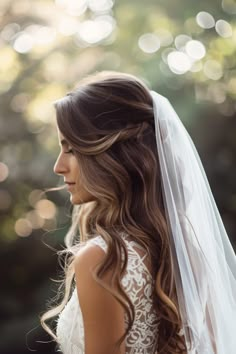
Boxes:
[150,90,236,354]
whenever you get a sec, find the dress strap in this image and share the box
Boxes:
[87,235,108,253]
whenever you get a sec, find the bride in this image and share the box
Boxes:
[40,71,236,354]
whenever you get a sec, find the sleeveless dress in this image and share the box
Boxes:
[56,234,160,354]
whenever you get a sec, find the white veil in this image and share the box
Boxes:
[150,90,236,353]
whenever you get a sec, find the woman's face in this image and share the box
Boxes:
[54,128,94,205]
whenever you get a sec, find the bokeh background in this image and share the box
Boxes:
[0,0,236,353]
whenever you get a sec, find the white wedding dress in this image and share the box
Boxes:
[56,234,160,354]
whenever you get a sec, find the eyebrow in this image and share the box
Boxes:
[60,139,68,146]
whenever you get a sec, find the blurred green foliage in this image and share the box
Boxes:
[0,0,235,352]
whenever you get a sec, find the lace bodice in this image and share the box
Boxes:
[56,235,160,354]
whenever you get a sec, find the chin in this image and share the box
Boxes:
[70,195,83,205]
[70,193,93,205]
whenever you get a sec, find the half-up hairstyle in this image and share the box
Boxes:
[40,71,187,353]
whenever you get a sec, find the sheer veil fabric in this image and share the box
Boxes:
[150,91,236,353]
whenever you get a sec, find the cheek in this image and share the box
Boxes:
[71,158,81,182]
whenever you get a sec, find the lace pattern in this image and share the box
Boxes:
[56,235,160,354]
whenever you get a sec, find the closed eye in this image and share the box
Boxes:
[64,149,74,154]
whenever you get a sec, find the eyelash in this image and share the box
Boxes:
[64,149,74,154]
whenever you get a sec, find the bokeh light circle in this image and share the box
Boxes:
[185,40,206,60]
[215,20,232,38]
[196,11,215,29]
[35,199,57,219]
[167,51,192,74]
[175,34,192,50]
[138,33,160,53]
[203,60,223,80]
[15,218,32,237]
[0,162,9,182]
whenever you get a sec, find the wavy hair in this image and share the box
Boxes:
[40,71,188,353]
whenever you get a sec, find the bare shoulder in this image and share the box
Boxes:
[73,241,125,354]
[73,239,115,293]
[73,240,113,315]
[74,240,106,275]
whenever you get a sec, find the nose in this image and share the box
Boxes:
[53,153,68,176]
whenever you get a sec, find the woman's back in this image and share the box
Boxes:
[56,234,160,354]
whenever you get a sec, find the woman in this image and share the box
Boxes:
[41,71,236,354]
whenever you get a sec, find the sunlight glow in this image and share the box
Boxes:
[0,162,9,182]
[77,16,114,44]
[196,11,215,29]
[58,18,79,36]
[55,0,87,16]
[35,199,57,219]
[215,20,232,38]
[15,218,32,237]
[185,40,206,60]
[167,51,192,74]
[175,34,192,50]
[88,0,114,12]
[13,32,33,53]
[1,23,21,41]
[26,210,44,229]
[31,25,56,45]
[138,33,160,53]
[203,60,223,80]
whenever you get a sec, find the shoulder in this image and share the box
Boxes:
[73,238,125,353]
[74,236,107,268]
[73,239,111,319]
[74,236,116,299]
[74,238,106,279]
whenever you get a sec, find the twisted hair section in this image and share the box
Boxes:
[75,120,155,155]
[40,71,188,353]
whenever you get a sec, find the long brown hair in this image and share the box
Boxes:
[40,71,187,353]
